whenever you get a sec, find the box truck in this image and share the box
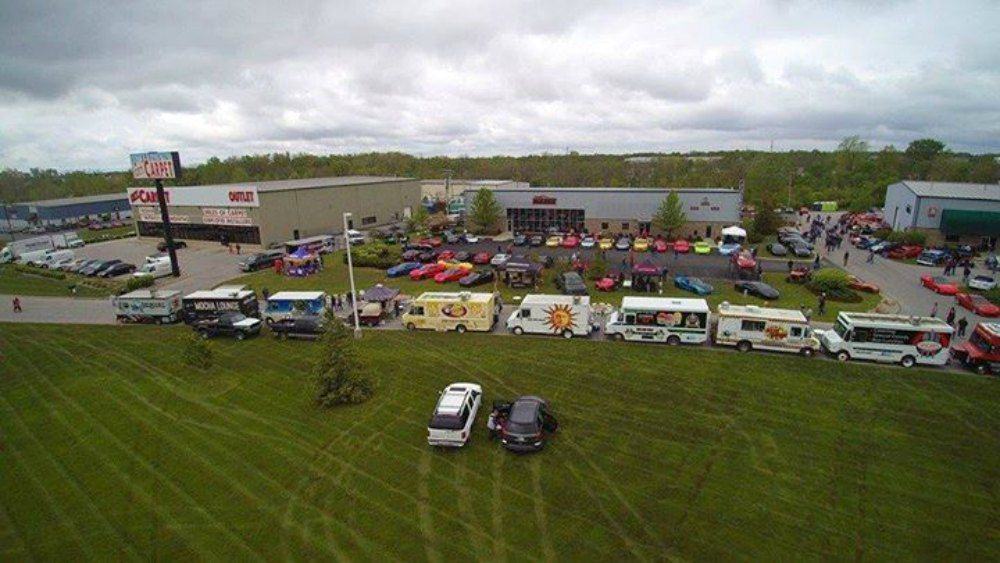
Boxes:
[714,302,819,356]
[182,285,260,324]
[506,294,593,338]
[112,290,183,324]
[605,297,710,345]
[402,292,498,333]
[0,233,83,263]
[263,291,328,324]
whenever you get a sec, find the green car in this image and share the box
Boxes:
[693,240,713,254]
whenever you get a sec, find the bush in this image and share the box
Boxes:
[342,242,401,269]
[986,286,1000,306]
[885,230,927,246]
[588,253,610,280]
[873,227,893,240]
[124,275,155,293]
[183,332,214,370]
[314,317,375,407]
[806,269,863,302]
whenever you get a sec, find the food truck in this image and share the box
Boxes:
[402,292,498,333]
[182,285,260,324]
[112,290,183,324]
[951,322,1000,375]
[263,291,328,324]
[605,297,710,345]
[714,302,819,356]
[506,294,593,338]
[817,312,953,368]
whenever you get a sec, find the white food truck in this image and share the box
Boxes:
[263,291,329,324]
[605,297,710,345]
[506,294,593,338]
[817,312,954,368]
[714,302,819,356]
[112,290,183,324]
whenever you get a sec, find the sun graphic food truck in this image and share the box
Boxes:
[506,294,593,338]
[402,292,498,333]
[714,302,819,356]
[605,297,710,344]
[817,312,953,368]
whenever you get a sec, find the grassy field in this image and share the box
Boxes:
[227,251,880,323]
[0,323,997,560]
[0,265,110,297]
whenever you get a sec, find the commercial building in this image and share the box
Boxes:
[883,181,1000,246]
[129,176,420,247]
[420,179,529,201]
[1,193,131,230]
[461,186,742,238]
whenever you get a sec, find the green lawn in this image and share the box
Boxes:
[228,252,879,323]
[0,265,110,297]
[0,324,997,560]
[79,225,137,243]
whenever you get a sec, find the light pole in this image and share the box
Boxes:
[343,212,362,338]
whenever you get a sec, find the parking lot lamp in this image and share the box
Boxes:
[343,212,362,337]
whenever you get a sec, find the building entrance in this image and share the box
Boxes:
[507,208,585,233]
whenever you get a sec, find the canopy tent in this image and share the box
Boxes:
[362,284,401,303]
[500,259,543,288]
[631,260,662,277]
[281,246,321,277]
[630,260,663,292]
[721,225,747,238]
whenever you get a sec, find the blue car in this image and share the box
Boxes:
[674,275,714,295]
[717,243,741,256]
[386,261,422,277]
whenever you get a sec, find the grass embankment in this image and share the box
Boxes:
[228,251,879,323]
[79,225,137,244]
[0,265,111,297]
[0,324,997,560]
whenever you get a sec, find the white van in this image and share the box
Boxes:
[714,302,819,356]
[40,249,75,269]
[817,312,954,368]
[18,249,53,266]
[506,294,593,338]
[346,229,366,246]
[133,259,172,279]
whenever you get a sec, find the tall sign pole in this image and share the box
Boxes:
[131,151,182,277]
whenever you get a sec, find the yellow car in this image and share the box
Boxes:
[693,240,713,254]
[545,235,563,247]
[633,237,650,252]
[599,237,614,250]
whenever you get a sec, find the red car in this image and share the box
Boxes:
[595,277,617,291]
[955,293,1000,317]
[434,268,467,283]
[920,275,959,295]
[847,275,880,294]
[887,245,923,259]
[418,237,443,248]
[652,238,669,253]
[435,250,455,261]
[561,235,580,248]
[673,239,691,253]
[410,263,446,280]
[472,252,491,265]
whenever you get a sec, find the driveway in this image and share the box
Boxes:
[0,294,115,324]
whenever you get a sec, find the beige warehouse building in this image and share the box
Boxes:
[128,176,420,247]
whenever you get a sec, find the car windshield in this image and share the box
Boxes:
[833,318,849,338]
[428,413,464,430]
[228,314,247,322]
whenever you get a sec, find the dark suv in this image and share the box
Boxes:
[501,396,558,452]
[555,271,587,295]
[239,249,285,272]
[270,316,325,340]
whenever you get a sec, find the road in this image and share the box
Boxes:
[0,294,115,324]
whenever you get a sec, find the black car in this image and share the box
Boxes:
[459,269,494,287]
[404,243,435,253]
[192,312,262,340]
[555,271,587,295]
[270,316,325,340]
[239,250,285,272]
[529,235,544,247]
[501,396,558,452]
[156,240,187,252]
[735,281,780,300]
[513,234,528,246]
[90,259,122,276]
[791,243,812,257]
[99,262,137,277]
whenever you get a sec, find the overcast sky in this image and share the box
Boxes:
[1,0,998,171]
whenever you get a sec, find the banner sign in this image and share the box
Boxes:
[130,152,182,180]
[127,185,259,208]
[202,208,254,226]
[136,208,190,223]
[532,195,557,205]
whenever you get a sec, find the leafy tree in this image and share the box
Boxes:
[313,315,375,407]
[588,252,610,281]
[905,138,946,161]
[652,191,686,238]
[468,189,503,234]
[406,205,429,233]
[751,195,781,237]
[835,135,870,177]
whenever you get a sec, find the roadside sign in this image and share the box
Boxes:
[130,152,182,180]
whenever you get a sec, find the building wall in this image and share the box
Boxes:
[883,182,919,230]
[422,180,528,200]
[909,196,1000,230]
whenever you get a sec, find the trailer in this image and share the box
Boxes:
[506,294,593,338]
[0,233,83,263]
[714,302,819,356]
[263,291,328,324]
[112,290,183,324]
[182,285,260,324]
[605,296,710,345]
[402,292,498,333]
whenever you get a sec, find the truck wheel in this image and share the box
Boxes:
[236,332,246,341]
[900,355,915,368]
[737,340,752,353]
[406,322,416,331]
[800,347,815,358]
[975,363,989,375]
[154,317,163,325]
[667,335,681,346]
[455,324,467,334]
[614,333,625,341]
[512,326,523,335]
[562,329,573,339]
[265,317,273,326]
[836,351,850,362]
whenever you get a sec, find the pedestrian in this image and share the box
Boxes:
[751,246,757,258]
[12,296,22,313]
[813,255,821,270]
[262,287,270,301]
[787,259,794,272]
[843,251,849,267]
[946,306,956,326]
[963,265,971,284]
[958,317,968,337]
[866,249,875,263]
[818,292,827,315]
[930,302,938,318]
[235,244,241,255]
[803,306,813,322]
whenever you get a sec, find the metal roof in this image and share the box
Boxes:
[130,175,413,194]
[485,186,736,194]
[16,193,128,207]
[620,296,710,312]
[268,291,326,301]
[898,181,1000,201]
[716,303,807,322]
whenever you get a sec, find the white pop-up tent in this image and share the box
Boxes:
[721,225,747,240]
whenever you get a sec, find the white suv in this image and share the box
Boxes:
[427,383,482,447]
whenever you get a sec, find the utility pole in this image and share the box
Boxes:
[343,212,362,338]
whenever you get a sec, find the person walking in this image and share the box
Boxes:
[963,265,972,284]
[818,292,827,315]
[866,249,875,263]
[930,301,938,318]
[843,251,849,267]
[235,243,241,255]
[946,306,956,326]
[813,255,822,270]
[12,296,22,313]
[957,317,969,337]
[787,259,794,272]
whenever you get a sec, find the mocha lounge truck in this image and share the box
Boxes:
[817,312,953,368]
[182,285,260,324]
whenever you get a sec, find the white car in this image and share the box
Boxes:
[346,229,365,246]
[968,274,997,291]
[427,382,482,447]
[49,257,77,270]
[490,253,510,267]
[463,233,480,244]
[580,236,596,248]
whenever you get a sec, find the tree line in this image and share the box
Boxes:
[1,138,995,211]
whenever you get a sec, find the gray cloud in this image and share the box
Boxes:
[0,0,998,170]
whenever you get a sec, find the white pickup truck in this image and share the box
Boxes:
[427,383,482,447]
